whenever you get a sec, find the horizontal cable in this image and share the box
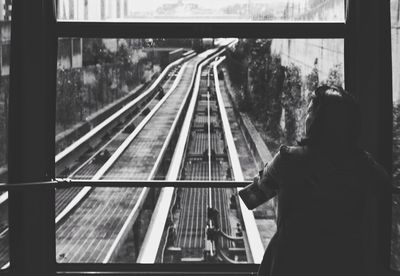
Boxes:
[56,22,346,38]
[2,180,399,193]
[0,179,252,191]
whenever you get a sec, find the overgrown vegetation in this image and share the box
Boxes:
[0,76,8,168]
[56,39,158,133]
[392,102,400,270]
[225,39,343,153]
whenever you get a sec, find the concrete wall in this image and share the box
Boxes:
[271,38,344,83]
[271,0,345,84]
[291,0,344,22]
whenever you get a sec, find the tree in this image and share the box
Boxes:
[306,58,320,93]
[325,63,344,87]
[282,63,303,144]
[82,39,115,66]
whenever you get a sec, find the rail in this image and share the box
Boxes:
[55,55,193,176]
[213,57,264,263]
[137,48,227,263]
[55,60,189,225]
[0,54,194,208]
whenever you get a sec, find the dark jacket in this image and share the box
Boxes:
[256,145,390,276]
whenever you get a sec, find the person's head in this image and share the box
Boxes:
[300,85,361,149]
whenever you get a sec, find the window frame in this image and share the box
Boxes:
[5,0,396,275]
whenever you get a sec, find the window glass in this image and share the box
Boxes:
[56,0,345,22]
[0,0,11,270]
[55,38,344,264]
[392,0,400,271]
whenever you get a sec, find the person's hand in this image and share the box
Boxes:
[254,168,265,189]
[253,174,260,186]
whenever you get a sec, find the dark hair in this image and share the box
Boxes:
[298,85,361,148]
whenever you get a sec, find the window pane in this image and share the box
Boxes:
[56,0,345,22]
[392,0,400,271]
[0,0,11,270]
[55,38,344,264]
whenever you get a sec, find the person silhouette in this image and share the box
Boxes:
[241,86,391,276]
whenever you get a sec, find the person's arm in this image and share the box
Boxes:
[239,146,286,210]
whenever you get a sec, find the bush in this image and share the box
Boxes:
[56,40,151,134]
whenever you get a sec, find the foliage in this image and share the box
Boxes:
[282,63,303,144]
[0,76,9,167]
[56,40,152,133]
[392,102,400,270]
[82,39,115,66]
[226,39,286,145]
[57,69,84,127]
[225,39,317,147]
[324,63,344,87]
[306,59,320,93]
[393,103,400,187]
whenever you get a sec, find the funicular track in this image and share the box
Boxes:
[0,54,194,268]
[55,63,184,217]
[138,45,264,265]
[173,63,234,260]
[0,54,192,269]
[55,49,224,264]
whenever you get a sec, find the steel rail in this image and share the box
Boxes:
[66,66,180,179]
[0,52,196,274]
[137,46,230,263]
[55,60,189,225]
[55,56,190,175]
[53,65,182,215]
[0,55,191,207]
[101,55,203,264]
[213,57,264,263]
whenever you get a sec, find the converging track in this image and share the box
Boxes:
[139,52,265,264]
[0,55,189,269]
[1,43,268,268]
[174,64,233,260]
[56,52,214,263]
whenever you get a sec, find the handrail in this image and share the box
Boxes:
[0,180,252,191]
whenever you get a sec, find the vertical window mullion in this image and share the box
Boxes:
[8,1,57,276]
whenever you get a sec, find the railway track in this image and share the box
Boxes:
[138,50,265,264]
[1,42,263,268]
[173,63,234,261]
[0,55,189,268]
[55,50,220,263]
[55,64,183,217]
